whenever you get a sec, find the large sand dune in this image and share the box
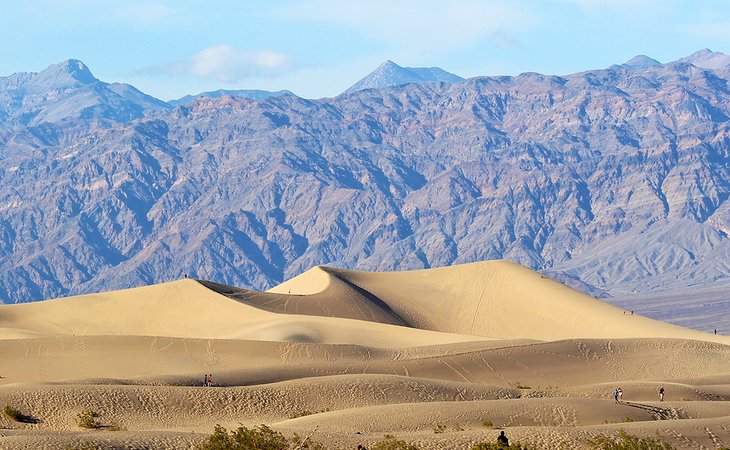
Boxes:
[0,260,728,449]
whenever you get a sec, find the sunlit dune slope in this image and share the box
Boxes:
[1,260,727,345]
[262,260,729,343]
[0,280,478,347]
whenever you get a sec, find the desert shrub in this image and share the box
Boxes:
[3,405,23,422]
[482,420,494,428]
[433,424,447,434]
[291,432,328,450]
[589,430,675,450]
[371,434,421,450]
[198,424,325,450]
[76,409,99,429]
[471,442,530,450]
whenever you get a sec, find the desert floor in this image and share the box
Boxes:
[1,261,728,449]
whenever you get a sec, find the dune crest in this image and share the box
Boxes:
[266,266,332,295]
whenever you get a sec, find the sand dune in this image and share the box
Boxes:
[1,260,728,449]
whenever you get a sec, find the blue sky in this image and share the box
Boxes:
[1,0,729,100]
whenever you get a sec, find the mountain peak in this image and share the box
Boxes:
[342,61,464,95]
[623,55,661,68]
[676,48,730,70]
[30,59,98,89]
[378,60,401,69]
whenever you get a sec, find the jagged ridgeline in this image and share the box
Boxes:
[0,50,729,328]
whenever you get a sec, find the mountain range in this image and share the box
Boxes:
[1,49,730,330]
[169,88,294,106]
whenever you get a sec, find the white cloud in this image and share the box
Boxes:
[139,45,293,83]
[276,0,535,52]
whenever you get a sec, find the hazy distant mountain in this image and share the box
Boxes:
[0,59,169,126]
[169,89,295,106]
[342,60,464,95]
[676,48,730,70]
[623,55,662,68]
[2,50,730,334]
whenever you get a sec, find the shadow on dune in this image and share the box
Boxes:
[621,401,679,420]
[197,276,409,327]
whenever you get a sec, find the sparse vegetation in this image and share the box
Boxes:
[482,419,494,428]
[589,430,675,450]
[514,383,531,390]
[371,434,421,450]
[3,405,24,422]
[76,409,99,429]
[197,424,325,450]
[433,424,447,434]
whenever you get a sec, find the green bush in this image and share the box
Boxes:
[198,424,325,450]
[589,430,675,450]
[482,420,494,428]
[371,434,421,450]
[3,405,23,422]
[76,409,99,429]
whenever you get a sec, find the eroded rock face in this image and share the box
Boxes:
[1,55,730,304]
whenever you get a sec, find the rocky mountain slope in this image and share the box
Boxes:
[342,60,464,94]
[1,51,729,328]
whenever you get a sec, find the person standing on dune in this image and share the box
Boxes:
[659,386,664,401]
[613,387,619,403]
[618,386,623,401]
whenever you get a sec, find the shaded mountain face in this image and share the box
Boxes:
[342,60,464,94]
[169,89,294,106]
[1,53,730,309]
[0,59,169,126]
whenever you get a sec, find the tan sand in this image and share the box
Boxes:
[0,260,728,449]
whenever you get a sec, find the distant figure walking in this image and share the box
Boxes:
[203,374,208,387]
[715,329,718,335]
[613,387,619,403]
[497,431,509,446]
[184,273,188,279]
[208,374,213,387]
[618,386,624,401]
[659,386,665,402]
